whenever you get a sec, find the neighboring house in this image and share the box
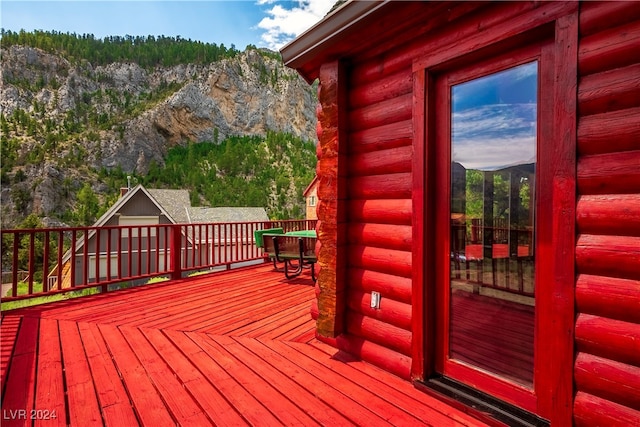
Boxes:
[281,2,639,426]
[48,185,268,288]
[303,176,318,220]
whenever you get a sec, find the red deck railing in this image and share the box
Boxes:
[451,223,535,297]
[1,219,317,302]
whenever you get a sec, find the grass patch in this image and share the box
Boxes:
[145,276,169,284]
[2,281,100,311]
[188,270,214,277]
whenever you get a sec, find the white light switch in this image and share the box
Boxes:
[371,291,381,309]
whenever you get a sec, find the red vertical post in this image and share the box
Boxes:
[127,226,132,278]
[42,231,50,293]
[147,226,152,275]
[155,225,160,273]
[170,223,182,280]
[117,228,122,280]
[198,224,203,267]
[411,68,428,380]
[234,223,239,262]
[56,231,63,291]
[70,229,77,289]
[12,232,19,297]
[137,226,142,278]
[190,225,196,269]
[82,228,89,287]
[205,224,210,265]
[95,226,101,284]
[106,228,111,281]
[28,232,35,295]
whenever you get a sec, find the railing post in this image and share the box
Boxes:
[12,232,19,297]
[170,224,182,280]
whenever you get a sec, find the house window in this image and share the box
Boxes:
[308,196,317,207]
[119,215,159,238]
[88,254,119,281]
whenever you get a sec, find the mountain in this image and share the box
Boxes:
[0,34,318,227]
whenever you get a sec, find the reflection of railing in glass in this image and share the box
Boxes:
[451,222,534,297]
[449,61,537,387]
[450,163,536,298]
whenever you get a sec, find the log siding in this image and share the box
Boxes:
[312,33,419,377]
[285,1,640,424]
[574,2,640,425]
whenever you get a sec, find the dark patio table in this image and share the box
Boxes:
[262,230,317,281]
[284,230,317,238]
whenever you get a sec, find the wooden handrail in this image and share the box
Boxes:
[1,219,318,302]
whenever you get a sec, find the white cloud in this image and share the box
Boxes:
[453,104,537,171]
[256,0,335,50]
[453,135,536,171]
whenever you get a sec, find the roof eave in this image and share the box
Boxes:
[280,0,392,82]
[303,175,318,196]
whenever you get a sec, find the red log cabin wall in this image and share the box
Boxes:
[308,1,639,425]
[574,2,640,426]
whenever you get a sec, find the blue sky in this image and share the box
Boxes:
[452,62,538,171]
[0,0,335,51]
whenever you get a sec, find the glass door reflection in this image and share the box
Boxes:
[449,62,537,387]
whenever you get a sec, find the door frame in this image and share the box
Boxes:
[410,11,577,424]
[433,43,546,413]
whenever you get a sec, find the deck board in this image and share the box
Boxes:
[293,341,473,427]
[171,330,284,426]
[98,323,177,427]
[58,320,104,427]
[190,333,322,427]
[76,321,140,427]
[160,329,250,426]
[243,337,390,426]
[2,316,39,427]
[1,264,488,426]
[309,340,485,426]
[118,326,213,426]
[33,319,66,427]
[0,315,20,386]
[266,339,426,426]
[213,334,354,426]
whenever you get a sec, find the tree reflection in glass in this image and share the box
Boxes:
[449,61,537,387]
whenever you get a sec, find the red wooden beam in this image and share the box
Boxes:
[575,313,640,367]
[574,352,640,411]
[574,391,640,427]
[576,274,640,324]
[577,106,640,156]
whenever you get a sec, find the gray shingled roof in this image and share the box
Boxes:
[147,189,269,224]
[186,207,270,243]
[147,189,191,223]
[188,207,269,223]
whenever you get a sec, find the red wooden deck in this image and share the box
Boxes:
[1,264,487,426]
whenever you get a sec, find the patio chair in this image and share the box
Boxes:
[254,228,285,269]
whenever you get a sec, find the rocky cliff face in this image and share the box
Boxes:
[0,45,317,226]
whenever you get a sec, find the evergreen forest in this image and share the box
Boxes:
[1,30,316,228]
[92,131,317,223]
[0,29,260,67]
[141,131,317,219]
